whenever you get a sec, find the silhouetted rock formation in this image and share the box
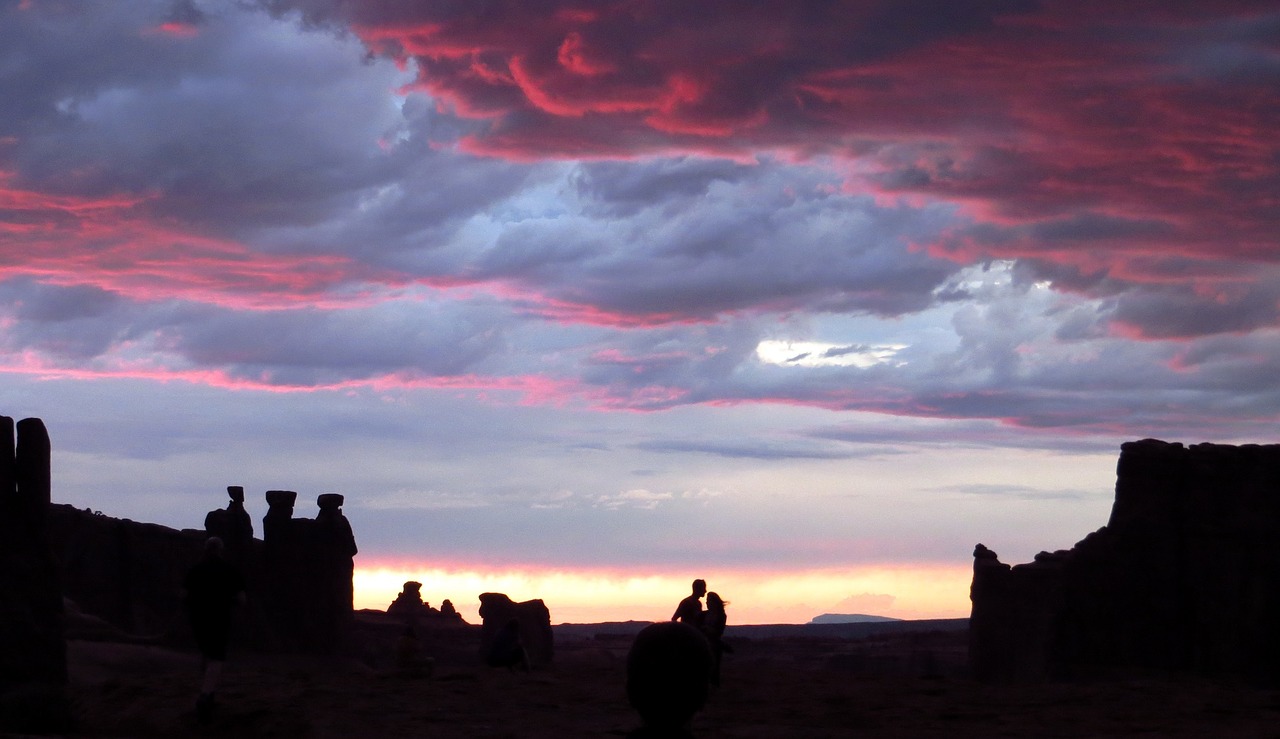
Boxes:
[51,506,205,638]
[971,439,1280,683]
[387,583,467,629]
[310,493,357,652]
[205,485,254,556]
[258,490,360,653]
[260,489,301,649]
[387,580,439,622]
[0,416,70,732]
[478,592,554,668]
[48,484,359,656]
[626,621,712,736]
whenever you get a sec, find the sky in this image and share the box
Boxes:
[1,0,1276,625]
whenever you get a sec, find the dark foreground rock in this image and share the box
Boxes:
[0,416,71,733]
[971,439,1280,683]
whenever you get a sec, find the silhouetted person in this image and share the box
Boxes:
[181,537,246,722]
[626,621,712,738]
[484,619,529,671]
[701,592,730,687]
[672,578,706,627]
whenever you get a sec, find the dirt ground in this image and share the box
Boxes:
[59,621,1280,738]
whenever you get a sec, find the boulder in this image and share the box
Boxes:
[478,592,553,668]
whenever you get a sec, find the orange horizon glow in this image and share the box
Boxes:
[353,562,973,626]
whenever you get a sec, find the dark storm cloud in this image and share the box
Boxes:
[3,0,1280,444]
[473,161,962,323]
[0,280,131,360]
[0,0,535,258]
[258,0,1280,341]
[570,157,749,218]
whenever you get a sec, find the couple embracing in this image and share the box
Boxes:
[671,578,730,686]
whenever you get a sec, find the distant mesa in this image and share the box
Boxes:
[808,613,902,625]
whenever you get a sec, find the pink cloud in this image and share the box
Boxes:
[142,21,199,38]
[329,1,1277,294]
[0,349,582,405]
[0,172,411,310]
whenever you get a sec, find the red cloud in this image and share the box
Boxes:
[142,21,199,38]
[327,0,1277,297]
[0,351,583,405]
[0,171,407,310]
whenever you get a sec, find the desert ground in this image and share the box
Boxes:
[57,612,1280,738]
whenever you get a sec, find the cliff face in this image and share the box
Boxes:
[49,506,206,639]
[48,491,359,655]
[970,439,1280,682]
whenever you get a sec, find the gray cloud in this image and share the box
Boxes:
[2,1,1278,607]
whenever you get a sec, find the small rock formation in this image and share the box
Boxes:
[0,416,70,732]
[439,598,462,621]
[387,580,436,621]
[478,592,554,668]
[970,439,1280,682]
[626,621,712,735]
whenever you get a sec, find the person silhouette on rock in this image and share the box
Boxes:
[672,578,706,628]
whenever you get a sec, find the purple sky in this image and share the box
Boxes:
[2,0,1277,622]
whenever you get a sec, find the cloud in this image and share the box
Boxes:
[632,438,858,462]
[259,0,1279,340]
[1,3,1277,493]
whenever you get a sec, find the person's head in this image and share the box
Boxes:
[706,592,726,611]
[626,622,712,732]
[204,536,225,559]
[692,579,707,597]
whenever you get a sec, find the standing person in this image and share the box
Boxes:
[701,592,730,687]
[182,537,246,722]
[671,578,707,627]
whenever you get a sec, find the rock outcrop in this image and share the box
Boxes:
[388,581,436,621]
[51,506,205,638]
[0,416,70,732]
[970,439,1280,682]
[50,485,359,655]
[478,592,554,668]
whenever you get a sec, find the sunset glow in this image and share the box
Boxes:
[353,563,973,626]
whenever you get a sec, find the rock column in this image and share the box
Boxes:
[0,416,69,731]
